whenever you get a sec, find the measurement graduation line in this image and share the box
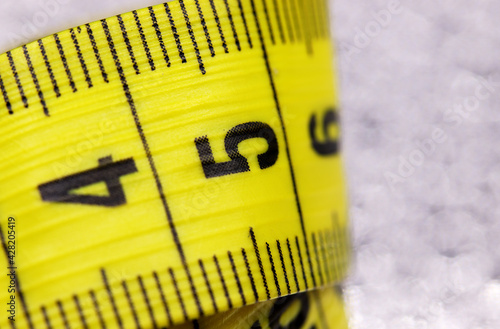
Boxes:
[164,3,187,63]
[265,242,281,297]
[0,72,12,114]
[133,10,156,71]
[179,0,206,74]
[85,24,109,83]
[70,28,93,88]
[236,0,253,48]
[56,300,70,329]
[6,51,28,108]
[22,45,48,116]
[249,228,270,299]
[101,269,124,329]
[38,39,61,97]
[241,248,259,303]
[122,280,141,329]
[153,271,173,326]
[198,259,219,313]
[194,0,216,57]
[213,254,233,309]
[286,238,300,291]
[53,33,77,92]
[261,0,276,44]
[117,15,141,75]
[138,275,158,329]
[148,6,172,67]
[312,232,324,286]
[249,0,316,288]
[276,240,291,294]
[228,251,246,305]
[41,306,53,329]
[209,0,229,53]
[73,294,89,329]
[89,290,107,329]
[223,0,241,51]
[100,18,204,319]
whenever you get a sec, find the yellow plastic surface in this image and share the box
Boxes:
[0,0,349,328]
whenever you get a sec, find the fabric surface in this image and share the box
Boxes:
[1,0,499,328]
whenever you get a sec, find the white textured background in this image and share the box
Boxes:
[1,0,499,328]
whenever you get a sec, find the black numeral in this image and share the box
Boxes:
[195,122,279,178]
[251,293,311,329]
[309,108,339,156]
[38,155,138,206]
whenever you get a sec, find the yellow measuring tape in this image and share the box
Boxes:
[0,0,349,328]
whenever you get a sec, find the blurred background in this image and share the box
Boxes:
[1,0,499,328]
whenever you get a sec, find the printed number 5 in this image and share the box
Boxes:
[195,122,279,179]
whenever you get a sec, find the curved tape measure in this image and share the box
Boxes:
[0,0,349,328]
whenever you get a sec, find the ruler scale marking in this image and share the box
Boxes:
[213,255,233,309]
[249,228,270,300]
[37,39,61,97]
[241,248,259,303]
[281,0,294,42]
[164,3,188,63]
[72,295,89,329]
[121,280,141,329]
[100,269,124,329]
[153,271,173,326]
[312,232,324,286]
[286,238,300,292]
[56,300,70,329]
[41,306,53,329]
[265,242,281,297]
[332,213,347,277]
[0,72,12,114]
[208,0,229,53]
[89,290,107,329]
[249,0,317,288]
[133,10,156,71]
[53,33,77,92]
[319,0,330,37]
[308,0,320,39]
[6,51,28,108]
[276,240,291,295]
[326,229,339,281]
[223,0,241,51]
[179,0,206,74]
[228,251,247,306]
[138,275,159,329]
[69,28,93,88]
[194,0,216,57]
[198,259,219,313]
[271,0,286,43]
[319,230,332,283]
[295,236,309,290]
[22,45,49,116]
[169,268,189,322]
[117,15,141,75]
[85,24,110,83]
[261,0,276,44]
[101,17,204,320]
[236,0,253,48]
[148,6,172,67]
[289,0,302,41]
